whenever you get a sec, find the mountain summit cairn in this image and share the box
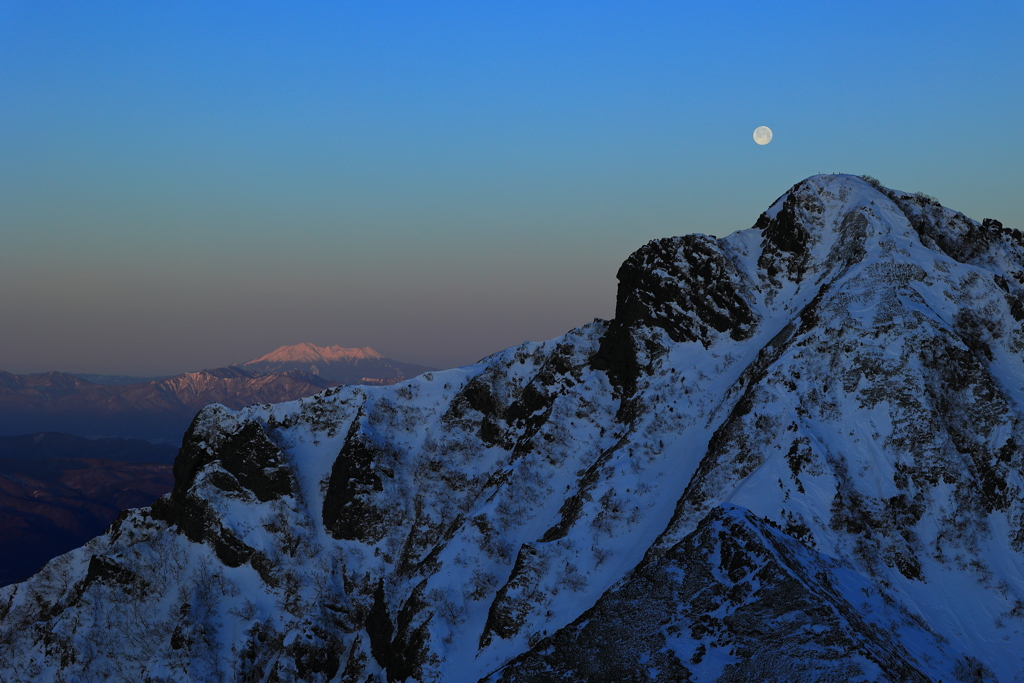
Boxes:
[3,174,1022,682]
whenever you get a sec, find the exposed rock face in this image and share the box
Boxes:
[1,175,1023,682]
[492,506,955,683]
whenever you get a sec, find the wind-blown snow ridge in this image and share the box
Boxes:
[2,174,1023,682]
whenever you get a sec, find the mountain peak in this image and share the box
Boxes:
[237,342,433,385]
[5,175,1023,681]
[243,343,383,365]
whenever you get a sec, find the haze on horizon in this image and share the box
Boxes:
[1,1,1021,377]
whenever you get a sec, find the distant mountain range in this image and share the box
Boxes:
[0,344,437,443]
[239,342,434,385]
[70,373,173,386]
[8,175,1024,679]
[0,432,177,586]
[0,346,435,581]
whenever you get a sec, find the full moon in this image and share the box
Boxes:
[753,126,773,145]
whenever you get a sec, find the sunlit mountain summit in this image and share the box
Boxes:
[240,342,434,385]
[247,343,385,364]
[2,175,1023,682]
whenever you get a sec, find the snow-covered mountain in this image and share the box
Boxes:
[2,174,1023,682]
[0,347,435,442]
[247,343,385,364]
[240,344,436,385]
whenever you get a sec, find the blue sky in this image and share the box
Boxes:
[1,1,1021,374]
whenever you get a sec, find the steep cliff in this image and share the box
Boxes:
[2,175,1022,682]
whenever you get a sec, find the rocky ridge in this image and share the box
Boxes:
[1,175,1023,682]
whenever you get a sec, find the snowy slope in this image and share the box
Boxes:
[1,175,1023,682]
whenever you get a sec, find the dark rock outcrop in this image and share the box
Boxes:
[2,175,1022,682]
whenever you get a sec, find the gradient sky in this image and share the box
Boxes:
[2,1,1022,375]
